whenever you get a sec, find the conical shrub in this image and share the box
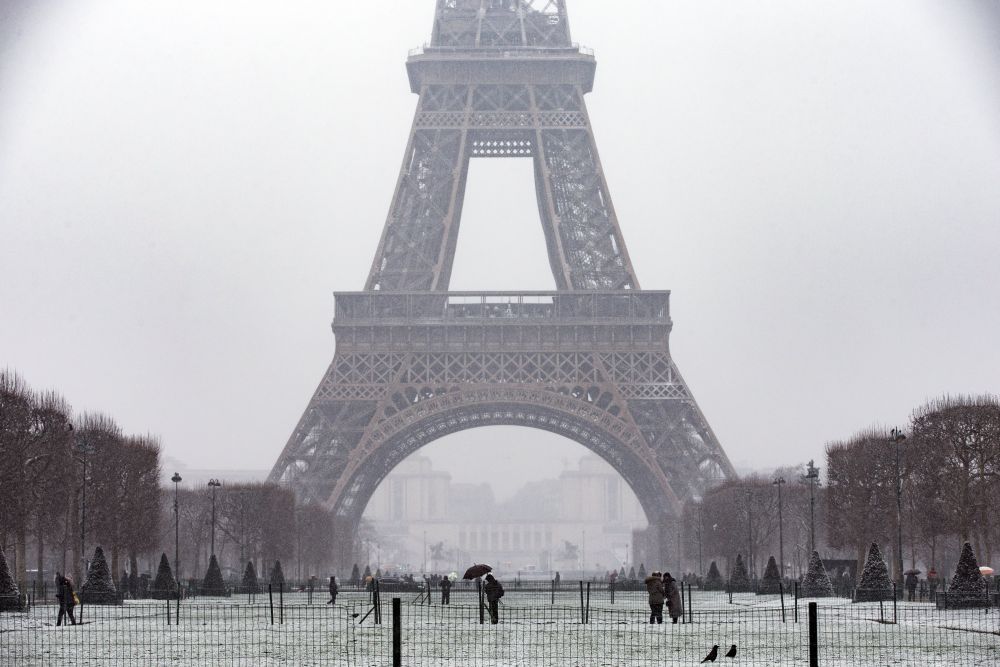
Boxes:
[150,553,177,600]
[350,563,360,586]
[854,543,893,602]
[242,561,260,594]
[801,551,834,597]
[201,554,227,596]
[81,546,119,604]
[637,563,646,579]
[618,566,626,580]
[703,561,724,591]
[947,542,988,608]
[757,556,782,595]
[270,560,285,589]
[729,554,751,592]
[0,548,23,612]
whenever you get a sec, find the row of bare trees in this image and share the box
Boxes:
[169,482,337,583]
[680,471,824,580]
[679,395,1000,581]
[826,394,1000,576]
[0,371,161,592]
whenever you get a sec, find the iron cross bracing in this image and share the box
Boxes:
[270,0,735,565]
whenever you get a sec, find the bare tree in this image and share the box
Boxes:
[910,395,1000,563]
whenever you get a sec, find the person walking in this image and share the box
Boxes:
[554,571,561,589]
[927,568,939,601]
[484,573,504,624]
[326,576,338,605]
[440,574,452,604]
[904,572,918,602]
[55,573,77,626]
[644,570,665,624]
[663,572,683,624]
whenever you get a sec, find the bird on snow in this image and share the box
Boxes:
[725,644,737,658]
[350,613,359,619]
[701,645,719,663]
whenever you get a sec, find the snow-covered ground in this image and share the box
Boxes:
[2,591,997,665]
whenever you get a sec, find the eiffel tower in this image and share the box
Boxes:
[270,0,735,565]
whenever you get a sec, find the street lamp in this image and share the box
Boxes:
[804,460,820,554]
[691,495,704,577]
[772,477,786,579]
[71,424,94,583]
[208,479,221,556]
[890,428,906,587]
[171,472,182,596]
[745,487,754,583]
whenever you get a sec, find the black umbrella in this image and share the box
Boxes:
[462,564,493,580]
[904,569,922,576]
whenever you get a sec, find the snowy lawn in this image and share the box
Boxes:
[2,591,998,665]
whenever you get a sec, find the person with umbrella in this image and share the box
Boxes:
[484,573,504,624]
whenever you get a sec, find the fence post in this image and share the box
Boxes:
[269,584,274,625]
[176,588,181,625]
[688,582,693,624]
[794,581,799,622]
[585,582,591,624]
[375,580,382,625]
[478,579,484,624]
[779,582,786,623]
[579,581,585,624]
[166,596,171,625]
[279,583,284,624]
[610,579,615,605]
[892,583,897,624]
[551,578,555,605]
[808,602,818,667]
[392,597,402,667]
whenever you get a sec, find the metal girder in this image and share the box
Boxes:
[273,1,736,567]
[365,82,638,291]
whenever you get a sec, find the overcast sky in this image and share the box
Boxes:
[2,0,998,501]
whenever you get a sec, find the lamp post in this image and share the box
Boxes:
[691,495,704,577]
[171,472,182,595]
[72,425,94,583]
[773,476,786,579]
[745,487,754,583]
[804,461,820,554]
[890,428,906,587]
[208,479,221,557]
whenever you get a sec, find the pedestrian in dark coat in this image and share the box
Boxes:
[663,572,683,623]
[55,573,77,626]
[904,572,918,602]
[327,576,338,604]
[645,571,665,624]
[440,575,452,604]
[484,574,504,624]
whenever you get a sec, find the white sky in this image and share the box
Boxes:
[2,0,998,500]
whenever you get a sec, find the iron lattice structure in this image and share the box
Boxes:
[271,0,736,563]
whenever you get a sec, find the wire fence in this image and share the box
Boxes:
[2,585,999,665]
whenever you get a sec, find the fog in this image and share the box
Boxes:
[1,0,998,490]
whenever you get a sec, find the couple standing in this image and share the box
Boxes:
[644,571,682,624]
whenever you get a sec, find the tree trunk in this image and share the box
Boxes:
[111,546,120,587]
[71,489,81,584]
[16,523,28,594]
[36,514,45,590]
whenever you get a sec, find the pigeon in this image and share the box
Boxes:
[701,645,719,663]
[350,613,359,619]
[725,644,737,658]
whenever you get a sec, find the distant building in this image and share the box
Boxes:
[363,455,647,576]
